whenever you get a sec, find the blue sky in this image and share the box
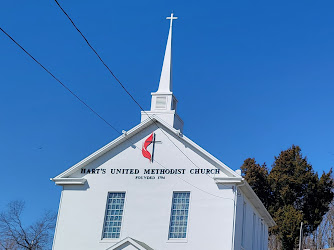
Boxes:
[1,0,334,223]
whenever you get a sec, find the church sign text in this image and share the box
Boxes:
[80,168,220,179]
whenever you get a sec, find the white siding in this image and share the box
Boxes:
[234,192,269,250]
[53,125,237,250]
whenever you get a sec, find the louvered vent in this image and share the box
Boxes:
[156,97,167,109]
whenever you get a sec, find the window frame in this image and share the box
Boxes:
[101,192,127,240]
[167,191,191,241]
[155,96,167,109]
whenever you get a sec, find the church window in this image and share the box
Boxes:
[102,192,126,239]
[168,192,190,239]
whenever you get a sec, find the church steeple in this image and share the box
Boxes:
[157,13,177,93]
[141,13,184,132]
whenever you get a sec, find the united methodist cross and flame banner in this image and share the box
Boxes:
[142,133,154,162]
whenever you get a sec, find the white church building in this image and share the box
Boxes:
[51,14,275,250]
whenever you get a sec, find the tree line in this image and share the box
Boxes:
[241,145,333,250]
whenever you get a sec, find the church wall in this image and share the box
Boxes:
[233,191,269,250]
[52,125,237,250]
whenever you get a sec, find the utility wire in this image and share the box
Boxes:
[0,26,232,200]
[153,157,234,201]
[0,27,120,135]
[54,0,145,112]
[53,0,226,183]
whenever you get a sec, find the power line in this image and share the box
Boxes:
[53,0,224,183]
[0,27,121,135]
[152,157,234,201]
[0,27,232,200]
[53,0,145,112]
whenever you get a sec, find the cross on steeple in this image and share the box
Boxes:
[155,13,177,94]
[166,13,178,28]
[140,12,184,132]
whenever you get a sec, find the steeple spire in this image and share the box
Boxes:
[157,13,178,93]
[141,13,184,132]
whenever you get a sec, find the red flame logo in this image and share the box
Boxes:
[142,133,153,162]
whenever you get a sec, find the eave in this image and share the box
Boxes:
[214,176,243,184]
[240,181,276,227]
[51,116,238,185]
[50,178,86,185]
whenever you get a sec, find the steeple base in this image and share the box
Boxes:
[140,111,184,132]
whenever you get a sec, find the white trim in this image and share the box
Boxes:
[52,118,153,179]
[167,191,191,242]
[239,182,275,227]
[101,191,127,240]
[231,184,238,250]
[214,177,243,184]
[50,116,275,228]
[215,178,275,228]
[241,201,246,248]
[252,213,257,250]
[51,116,238,181]
[51,178,86,185]
[105,237,153,250]
[52,188,64,250]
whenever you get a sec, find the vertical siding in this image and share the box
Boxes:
[235,191,270,250]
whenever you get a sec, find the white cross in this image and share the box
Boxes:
[166,13,178,27]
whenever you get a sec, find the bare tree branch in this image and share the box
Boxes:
[0,201,56,250]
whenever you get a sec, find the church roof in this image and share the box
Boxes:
[51,115,238,182]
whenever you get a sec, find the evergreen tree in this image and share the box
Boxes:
[240,158,272,208]
[272,205,303,249]
[241,145,333,250]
